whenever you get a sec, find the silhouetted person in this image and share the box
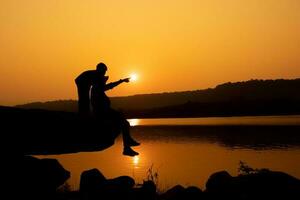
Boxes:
[75,63,106,116]
[90,63,140,156]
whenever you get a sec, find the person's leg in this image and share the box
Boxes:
[110,109,140,156]
[120,119,140,146]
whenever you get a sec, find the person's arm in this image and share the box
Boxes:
[104,78,130,91]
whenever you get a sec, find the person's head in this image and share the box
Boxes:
[96,62,107,75]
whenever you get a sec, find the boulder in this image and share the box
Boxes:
[22,156,70,199]
[205,170,300,199]
[160,185,185,200]
[80,168,106,196]
[161,185,203,200]
[100,176,136,200]
[0,106,120,155]
[80,170,137,200]
[106,176,135,190]
[205,170,233,193]
[184,186,203,200]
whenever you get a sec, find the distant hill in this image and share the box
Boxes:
[16,78,300,118]
[17,100,78,113]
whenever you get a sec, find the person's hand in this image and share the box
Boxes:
[122,78,130,83]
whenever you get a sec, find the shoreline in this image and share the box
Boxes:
[20,156,300,200]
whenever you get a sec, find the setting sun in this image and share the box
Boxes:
[130,73,138,82]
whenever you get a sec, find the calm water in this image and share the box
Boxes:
[39,116,300,190]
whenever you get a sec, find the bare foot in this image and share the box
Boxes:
[123,147,139,156]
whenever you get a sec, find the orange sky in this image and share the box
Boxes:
[1,0,300,105]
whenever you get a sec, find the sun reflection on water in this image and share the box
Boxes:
[132,155,140,169]
[128,119,140,126]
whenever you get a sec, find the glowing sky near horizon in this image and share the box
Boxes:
[0,0,300,105]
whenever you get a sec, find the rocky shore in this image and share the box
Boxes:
[2,107,300,199]
[20,156,300,200]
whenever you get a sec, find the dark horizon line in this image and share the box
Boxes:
[11,77,300,107]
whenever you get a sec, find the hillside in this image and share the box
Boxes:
[16,78,300,118]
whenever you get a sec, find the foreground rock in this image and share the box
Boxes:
[206,170,300,199]
[161,185,203,200]
[18,157,300,200]
[78,168,300,200]
[22,156,70,199]
[80,168,136,200]
[1,106,120,155]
